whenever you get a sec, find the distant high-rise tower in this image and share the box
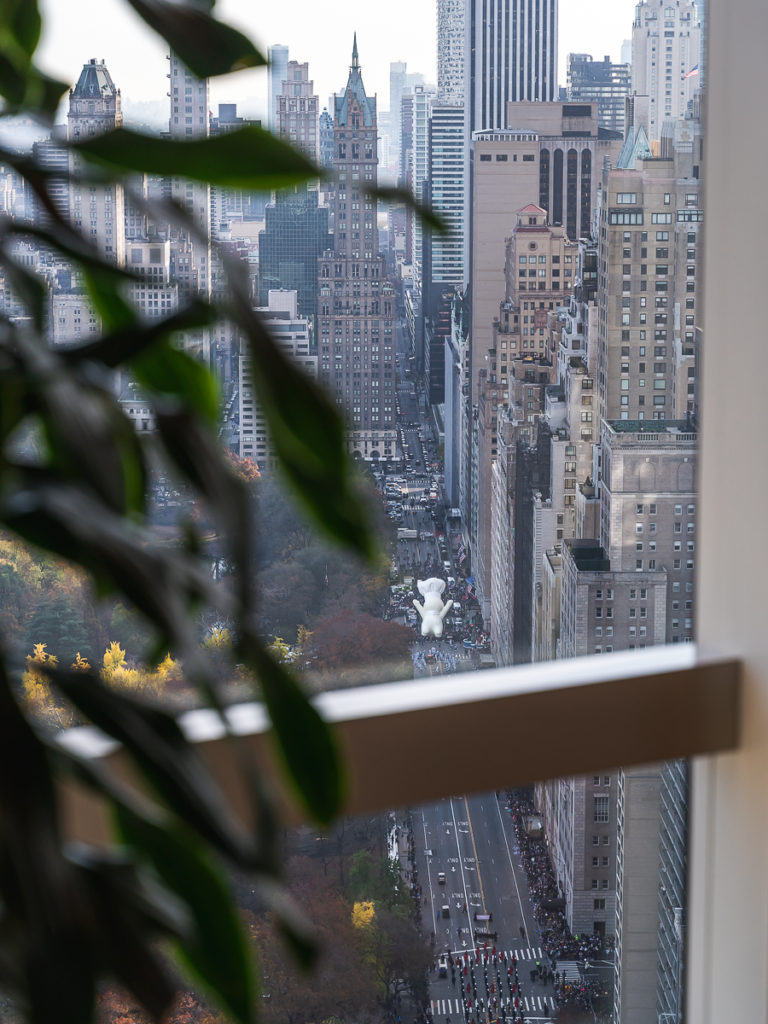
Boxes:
[567,54,630,134]
[318,107,335,169]
[67,59,125,265]
[466,0,559,133]
[167,52,211,360]
[437,0,465,105]
[428,104,467,293]
[267,44,289,131]
[389,61,407,172]
[317,36,397,464]
[631,0,701,140]
[276,61,319,160]
[408,85,434,285]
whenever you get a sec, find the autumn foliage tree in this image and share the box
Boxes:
[306,612,414,687]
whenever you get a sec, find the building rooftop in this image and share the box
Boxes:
[71,58,118,99]
[334,35,376,128]
[606,419,695,434]
[565,538,611,573]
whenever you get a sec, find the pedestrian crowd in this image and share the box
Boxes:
[507,791,609,964]
[554,976,611,1017]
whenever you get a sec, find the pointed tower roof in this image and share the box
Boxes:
[71,58,118,99]
[334,34,376,128]
[616,124,653,168]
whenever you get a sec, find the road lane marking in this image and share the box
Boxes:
[494,792,530,937]
[462,796,488,923]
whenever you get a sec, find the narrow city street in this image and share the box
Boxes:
[413,792,569,1024]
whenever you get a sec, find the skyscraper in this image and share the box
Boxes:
[437,0,465,105]
[318,107,335,169]
[276,61,319,160]
[427,104,467,294]
[259,185,330,319]
[168,51,211,301]
[316,37,397,464]
[67,59,125,265]
[267,44,289,131]
[631,0,701,141]
[567,53,631,135]
[466,0,559,134]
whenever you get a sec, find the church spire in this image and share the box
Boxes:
[351,32,359,70]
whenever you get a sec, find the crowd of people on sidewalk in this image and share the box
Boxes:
[554,976,611,1016]
[507,790,614,1021]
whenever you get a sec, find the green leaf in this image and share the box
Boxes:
[5,0,42,56]
[0,247,47,329]
[48,667,259,867]
[153,408,253,612]
[11,331,147,517]
[82,268,138,333]
[70,849,180,1020]
[0,478,217,640]
[0,660,96,1024]
[115,808,257,1024]
[244,636,344,825]
[126,0,266,78]
[0,364,29,449]
[234,303,376,559]
[60,299,218,367]
[1,221,136,284]
[73,126,322,190]
[0,54,68,118]
[255,877,318,972]
[364,184,447,234]
[132,341,219,426]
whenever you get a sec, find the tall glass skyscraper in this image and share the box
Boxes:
[258,185,331,321]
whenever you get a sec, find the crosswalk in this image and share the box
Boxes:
[430,995,556,1015]
[445,946,582,979]
[447,945,544,962]
[430,946,583,1021]
[554,960,582,982]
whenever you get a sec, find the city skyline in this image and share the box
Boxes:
[38,0,640,121]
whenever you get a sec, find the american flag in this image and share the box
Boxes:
[684,64,699,79]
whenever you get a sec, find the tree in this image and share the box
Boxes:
[308,612,414,687]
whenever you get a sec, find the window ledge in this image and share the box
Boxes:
[58,645,740,839]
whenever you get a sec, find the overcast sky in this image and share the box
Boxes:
[38,0,639,119]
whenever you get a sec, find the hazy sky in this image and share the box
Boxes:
[38,0,639,119]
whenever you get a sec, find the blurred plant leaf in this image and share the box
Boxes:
[69,847,181,1020]
[243,635,344,826]
[126,0,267,78]
[0,477,219,633]
[82,268,138,332]
[2,0,42,57]
[232,302,375,559]
[153,407,253,613]
[255,876,318,972]
[0,221,137,283]
[0,658,95,1024]
[115,808,257,1024]
[0,56,68,119]
[49,666,259,868]
[10,330,147,517]
[0,247,46,329]
[132,342,219,426]
[364,184,447,234]
[59,299,218,367]
[73,126,322,190]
